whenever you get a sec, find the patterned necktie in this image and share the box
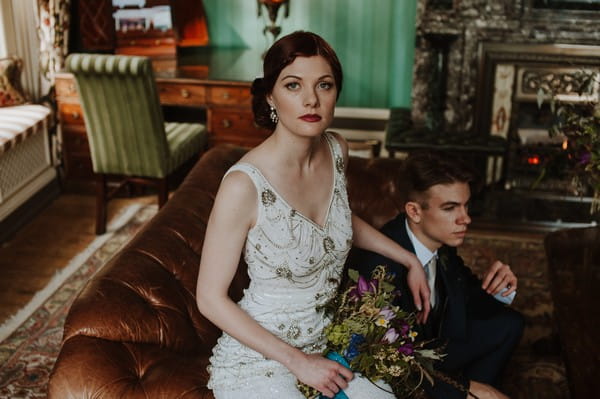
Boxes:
[424,256,437,308]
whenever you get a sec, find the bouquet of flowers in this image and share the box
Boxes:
[299,265,444,398]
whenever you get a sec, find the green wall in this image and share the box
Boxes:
[202,0,417,109]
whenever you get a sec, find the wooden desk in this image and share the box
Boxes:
[56,48,269,179]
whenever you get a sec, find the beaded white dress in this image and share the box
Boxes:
[207,133,353,398]
[207,133,396,398]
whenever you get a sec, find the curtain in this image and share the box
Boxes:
[0,0,42,101]
[37,0,70,97]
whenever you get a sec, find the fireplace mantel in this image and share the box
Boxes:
[474,42,600,135]
[412,0,599,136]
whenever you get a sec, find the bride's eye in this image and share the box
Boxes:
[285,82,300,90]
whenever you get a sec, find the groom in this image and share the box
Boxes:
[354,151,523,399]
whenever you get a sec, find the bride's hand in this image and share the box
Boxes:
[405,254,431,324]
[290,353,353,398]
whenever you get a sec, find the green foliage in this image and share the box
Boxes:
[536,70,600,213]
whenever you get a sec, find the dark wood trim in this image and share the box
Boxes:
[0,178,61,244]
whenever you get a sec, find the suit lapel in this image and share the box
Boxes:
[437,246,468,339]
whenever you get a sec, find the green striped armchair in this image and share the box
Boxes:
[66,53,207,234]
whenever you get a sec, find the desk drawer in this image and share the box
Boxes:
[55,75,78,99]
[64,154,94,178]
[58,103,85,126]
[62,127,90,156]
[157,82,206,106]
[208,86,252,106]
[62,127,93,178]
[210,108,270,145]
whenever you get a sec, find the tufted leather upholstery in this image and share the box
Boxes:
[48,144,407,398]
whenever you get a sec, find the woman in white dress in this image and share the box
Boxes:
[196,31,431,398]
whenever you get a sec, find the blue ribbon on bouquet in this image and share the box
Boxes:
[319,351,350,399]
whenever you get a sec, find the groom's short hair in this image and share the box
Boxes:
[401,151,476,209]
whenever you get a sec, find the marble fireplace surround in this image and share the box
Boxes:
[411,0,600,137]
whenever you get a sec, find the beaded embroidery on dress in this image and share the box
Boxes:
[207,133,353,397]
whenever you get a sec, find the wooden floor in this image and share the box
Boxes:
[0,193,154,322]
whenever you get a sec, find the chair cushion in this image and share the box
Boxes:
[0,57,29,108]
[165,122,207,174]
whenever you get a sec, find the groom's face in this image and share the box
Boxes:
[408,182,472,251]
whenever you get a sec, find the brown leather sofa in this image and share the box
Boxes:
[48,144,407,398]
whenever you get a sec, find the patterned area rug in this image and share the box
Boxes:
[0,220,567,398]
[0,204,157,399]
[459,232,569,399]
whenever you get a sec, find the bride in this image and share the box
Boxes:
[195,31,430,398]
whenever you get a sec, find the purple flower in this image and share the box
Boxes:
[579,151,591,165]
[382,328,400,344]
[378,307,396,321]
[349,276,378,300]
[398,342,414,356]
[399,321,410,337]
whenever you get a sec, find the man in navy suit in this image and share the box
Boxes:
[354,151,523,399]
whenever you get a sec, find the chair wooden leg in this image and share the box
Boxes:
[96,174,107,235]
[157,178,168,209]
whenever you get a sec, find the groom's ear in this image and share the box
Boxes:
[405,201,422,224]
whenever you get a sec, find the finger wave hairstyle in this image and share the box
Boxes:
[251,31,343,130]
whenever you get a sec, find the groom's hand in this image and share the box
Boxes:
[481,260,517,297]
[469,380,510,399]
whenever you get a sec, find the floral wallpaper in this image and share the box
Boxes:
[37,0,70,86]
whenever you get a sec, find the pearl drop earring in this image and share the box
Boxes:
[269,105,278,124]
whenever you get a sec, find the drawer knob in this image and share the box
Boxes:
[130,40,136,46]
[181,89,191,98]
[155,39,161,45]
[72,111,80,119]
[222,119,231,128]
[222,92,230,99]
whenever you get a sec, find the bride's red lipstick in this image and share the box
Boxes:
[299,114,322,122]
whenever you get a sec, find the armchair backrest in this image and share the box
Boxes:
[66,53,169,177]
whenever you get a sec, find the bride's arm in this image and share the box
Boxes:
[351,214,431,323]
[330,131,431,323]
[195,171,352,396]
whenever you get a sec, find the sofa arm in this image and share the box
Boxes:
[48,335,214,398]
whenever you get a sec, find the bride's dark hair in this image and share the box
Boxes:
[251,31,343,131]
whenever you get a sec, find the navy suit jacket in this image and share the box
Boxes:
[352,214,513,398]
[352,213,505,342]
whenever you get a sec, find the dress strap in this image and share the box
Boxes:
[223,163,271,225]
[323,131,346,178]
[223,163,268,193]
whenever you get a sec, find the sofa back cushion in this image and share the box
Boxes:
[62,144,405,354]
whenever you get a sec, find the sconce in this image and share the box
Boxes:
[257,0,290,51]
